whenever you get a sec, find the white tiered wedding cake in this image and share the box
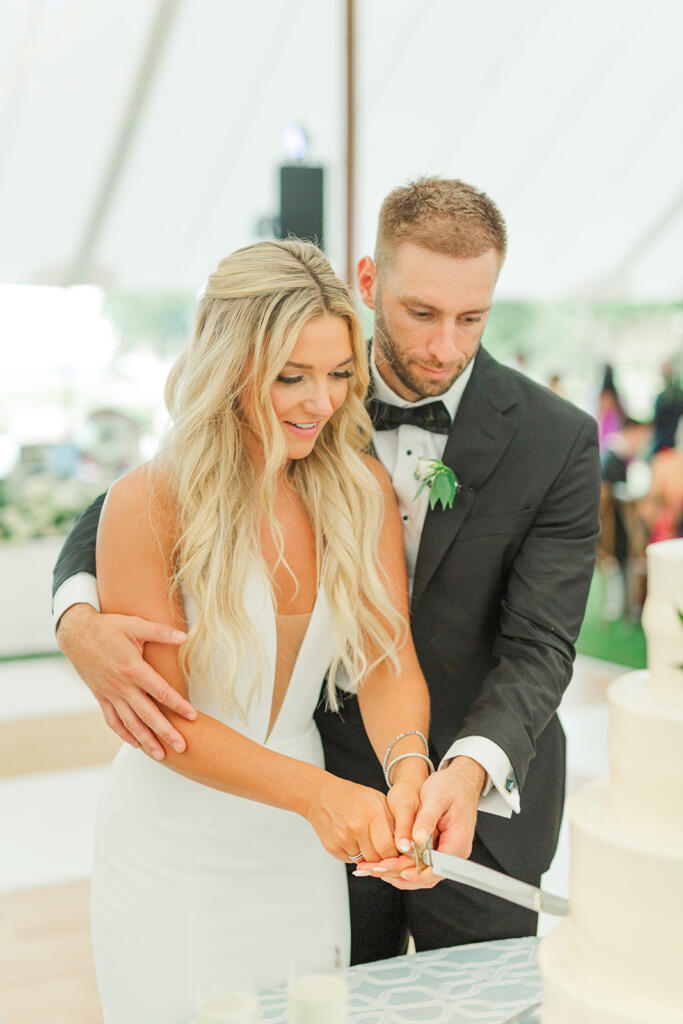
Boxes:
[540,538,683,1024]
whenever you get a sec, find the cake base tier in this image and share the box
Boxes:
[566,778,683,1005]
[609,671,683,836]
[540,922,683,1024]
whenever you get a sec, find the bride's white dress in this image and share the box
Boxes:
[90,569,350,1024]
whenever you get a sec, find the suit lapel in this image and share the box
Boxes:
[411,348,520,612]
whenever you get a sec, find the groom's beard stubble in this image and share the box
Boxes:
[374,294,477,401]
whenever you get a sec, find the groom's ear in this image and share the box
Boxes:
[356,256,378,310]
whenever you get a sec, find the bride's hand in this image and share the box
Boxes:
[355,761,443,889]
[386,778,421,855]
[385,756,429,855]
[302,772,397,864]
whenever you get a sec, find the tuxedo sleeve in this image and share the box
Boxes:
[439,735,519,817]
[457,415,601,791]
[52,492,107,608]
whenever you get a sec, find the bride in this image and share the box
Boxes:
[91,239,431,1022]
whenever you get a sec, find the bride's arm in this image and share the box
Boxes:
[354,457,431,852]
[96,464,396,864]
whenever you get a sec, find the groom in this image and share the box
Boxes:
[53,177,601,963]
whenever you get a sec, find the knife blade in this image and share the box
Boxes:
[411,840,569,916]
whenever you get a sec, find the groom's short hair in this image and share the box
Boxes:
[374,176,507,270]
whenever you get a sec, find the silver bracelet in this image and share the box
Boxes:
[385,752,435,788]
[382,730,429,780]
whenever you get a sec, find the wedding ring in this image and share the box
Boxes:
[349,852,363,862]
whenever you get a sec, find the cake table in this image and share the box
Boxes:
[191,936,543,1023]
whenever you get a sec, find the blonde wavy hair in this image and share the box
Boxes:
[159,239,404,715]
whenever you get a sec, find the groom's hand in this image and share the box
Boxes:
[355,763,431,886]
[57,603,195,760]
[412,755,485,859]
[359,756,486,890]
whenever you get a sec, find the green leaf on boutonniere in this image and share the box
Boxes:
[413,457,460,511]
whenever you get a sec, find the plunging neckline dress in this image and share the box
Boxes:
[90,568,350,1023]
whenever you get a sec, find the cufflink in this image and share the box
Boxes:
[505,779,517,793]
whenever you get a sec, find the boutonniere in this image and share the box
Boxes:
[413,457,461,511]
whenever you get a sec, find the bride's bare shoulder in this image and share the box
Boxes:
[97,461,185,633]
[104,460,171,509]
[101,460,178,550]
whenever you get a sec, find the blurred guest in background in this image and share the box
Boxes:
[596,363,626,452]
[639,417,683,542]
[599,418,652,620]
[548,373,564,397]
[601,418,652,490]
[651,361,683,455]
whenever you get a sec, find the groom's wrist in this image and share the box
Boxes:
[56,601,98,647]
[446,755,487,796]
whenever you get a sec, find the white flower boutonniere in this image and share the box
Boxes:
[413,457,461,511]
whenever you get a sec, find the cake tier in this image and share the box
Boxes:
[645,538,683,608]
[609,671,683,835]
[641,538,683,702]
[541,921,683,1024]
[565,779,683,1007]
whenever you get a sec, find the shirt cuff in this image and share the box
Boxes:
[53,572,100,630]
[438,735,520,818]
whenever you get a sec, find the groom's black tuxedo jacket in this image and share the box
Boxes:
[53,346,600,884]
[316,346,601,883]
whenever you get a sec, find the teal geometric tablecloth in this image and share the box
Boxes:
[258,936,542,1023]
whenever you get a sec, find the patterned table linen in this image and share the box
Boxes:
[259,936,542,1024]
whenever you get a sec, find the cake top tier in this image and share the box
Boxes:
[646,539,683,609]
[643,538,683,701]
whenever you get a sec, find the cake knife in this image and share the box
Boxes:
[412,838,570,916]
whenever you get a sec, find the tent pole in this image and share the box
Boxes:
[345,0,355,286]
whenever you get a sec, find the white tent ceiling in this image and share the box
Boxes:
[2,0,682,300]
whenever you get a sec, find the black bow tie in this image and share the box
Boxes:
[367,397,451,435]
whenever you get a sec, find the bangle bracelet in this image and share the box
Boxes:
[382,730,429,780]
[385,752,435,788]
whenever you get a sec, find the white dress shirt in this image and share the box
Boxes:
[370,348,519,817]
[53,571,100,626]
[53,350,519,817]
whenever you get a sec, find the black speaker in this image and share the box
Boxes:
[279,165,324,250]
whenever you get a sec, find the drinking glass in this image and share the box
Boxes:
[196,989,260,1024]
[287,944,348,1024]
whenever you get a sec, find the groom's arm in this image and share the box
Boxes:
[410,415,600,827]
[54,493,196,757]
[408,413,600,870]
[52,493,106,623]
[455,414,601,785]
[370,411,602,884]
